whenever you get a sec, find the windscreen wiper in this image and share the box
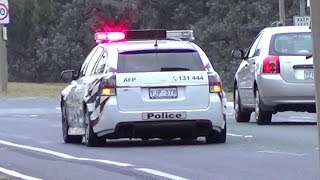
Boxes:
[306,54,313,59]
[160,67,190,71]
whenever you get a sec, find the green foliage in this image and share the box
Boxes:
[7,0,302,91]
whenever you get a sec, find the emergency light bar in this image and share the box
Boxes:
[94,29,195,43]
[127,29,167,40]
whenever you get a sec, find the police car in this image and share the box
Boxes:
[60,29,227,147]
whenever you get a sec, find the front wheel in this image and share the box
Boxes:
[255,89,272,125]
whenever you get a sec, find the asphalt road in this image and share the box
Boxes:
[0,97,318,180]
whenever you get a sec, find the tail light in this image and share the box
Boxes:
[263,55,280,74]
[208,74,222,93]
[99,75,116,96]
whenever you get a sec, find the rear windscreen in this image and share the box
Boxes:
[117,49,205,73]
[270,32,312,56]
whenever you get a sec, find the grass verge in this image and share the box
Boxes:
[225,92,233,102]
[0,82,67,98]
[0,174,8,180]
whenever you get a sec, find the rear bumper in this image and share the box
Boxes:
[258,74,315,112]
[92,94,225,138]
[106,120,214,139]
[258,74,315,105]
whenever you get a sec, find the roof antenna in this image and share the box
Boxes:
[154,39,158,47]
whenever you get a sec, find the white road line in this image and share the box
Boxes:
[30,115,38,117]
[48,124,60,128]
[136,168,189,180]
[257,150,308,156]
[227,133,243,137]
[0,140,132,167]
[226,102,233,107]
[289,116,314,119]
[0,167,42,180]
[0,140,189,180]
[55,107,61,110]
[227,133,253,138]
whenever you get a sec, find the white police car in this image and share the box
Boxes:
[60,29,227,147]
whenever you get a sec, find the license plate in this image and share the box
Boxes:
[304,70,314,79]
[142,112,186,120]
[149,87,178,99]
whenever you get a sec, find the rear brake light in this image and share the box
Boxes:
[99,75,116,96]
[263,55,280,74]
[208,75,222,93]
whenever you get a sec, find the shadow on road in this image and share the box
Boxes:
[92,139,216,148]
[266,121,316,126]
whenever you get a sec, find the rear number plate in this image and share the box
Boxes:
[304,70,314,79]
[149,87,178,99]
[142,112,186,120]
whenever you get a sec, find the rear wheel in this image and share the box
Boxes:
[234,87,251,122]
[61,105,83,144]
[84,110,105,147]
[255,89,272,125]
[205,123,226,144]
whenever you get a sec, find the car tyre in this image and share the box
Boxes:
[84,109,105,147]
[205,123,226,144]
[255,89,272,125]
[181,137,197,141]
[234,87,251,122]
[61,105,83,144]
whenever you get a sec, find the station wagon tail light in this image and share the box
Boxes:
[263,55,280,74]
[208,75,222,93]
[99,75,116,96]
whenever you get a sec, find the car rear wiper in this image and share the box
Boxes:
[306,54,313,59]
[160,67,190,71]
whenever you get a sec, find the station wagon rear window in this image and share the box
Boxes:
[117,49,205,73]
[270,32,312,56]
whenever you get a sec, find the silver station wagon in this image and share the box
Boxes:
[232,25,315,125]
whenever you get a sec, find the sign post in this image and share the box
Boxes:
[0,0,9,92]
[279,0,286,25]
[300,0,306,16]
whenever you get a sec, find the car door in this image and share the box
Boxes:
[66,46,104,129]
[237,32,264,107]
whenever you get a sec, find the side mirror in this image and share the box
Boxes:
[231,49,245,60]
[60,70,77,82]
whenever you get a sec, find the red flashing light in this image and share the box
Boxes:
[95,32,126,43]
[263,55,280,74]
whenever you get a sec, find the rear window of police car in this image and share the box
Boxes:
[270,32,313,56]
[117,49,205,73]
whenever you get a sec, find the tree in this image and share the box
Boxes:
[7,0,302,91]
